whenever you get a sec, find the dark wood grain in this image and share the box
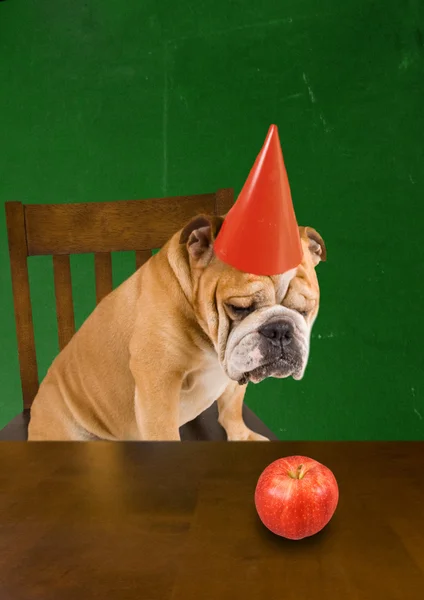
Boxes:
[4,202,39,407]
[135,249,152,270]
[23,192,233,256]
[4,189,234,413]
[94,252,113,304]
[0,442,423,599]
[53,254,76,350]
[215,187,234,215]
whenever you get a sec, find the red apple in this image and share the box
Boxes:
[254,456,339,540]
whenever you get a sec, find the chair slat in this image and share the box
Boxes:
[52,255,75,350]
[135,250,152,271]
[24,193,219,256]
[5,202,39,407]
[95,252,113,304]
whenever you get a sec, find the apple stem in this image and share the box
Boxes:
[288,464,305,479]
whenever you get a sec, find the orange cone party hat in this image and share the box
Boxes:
[214,125,303,276]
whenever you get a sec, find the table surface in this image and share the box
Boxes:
[1,442,423,600]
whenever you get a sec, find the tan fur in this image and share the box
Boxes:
[28,219,325,441]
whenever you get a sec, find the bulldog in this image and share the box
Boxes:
[28,215,326,442]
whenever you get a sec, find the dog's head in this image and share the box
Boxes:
[180,215,326,384]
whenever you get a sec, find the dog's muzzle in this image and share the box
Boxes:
[223,308,309,385]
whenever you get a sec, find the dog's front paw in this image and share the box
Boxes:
[246,430,269,442]
[226,427,269,442]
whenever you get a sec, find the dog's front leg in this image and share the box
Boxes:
[130,360,182,441]
[217,382,269,441]
[131,380,181,440]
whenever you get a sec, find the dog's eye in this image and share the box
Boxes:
[299,310,308,318]
[227,304,254,318]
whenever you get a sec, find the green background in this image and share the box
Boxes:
[1,1,423,439]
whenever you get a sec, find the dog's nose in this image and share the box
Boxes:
[259,321,293,346]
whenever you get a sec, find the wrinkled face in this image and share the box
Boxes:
[180,217,326,385]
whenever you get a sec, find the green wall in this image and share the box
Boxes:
[1,1,423,439]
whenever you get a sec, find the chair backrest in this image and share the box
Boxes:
[5,188,234,408]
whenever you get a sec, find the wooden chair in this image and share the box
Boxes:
[1,190,277,441]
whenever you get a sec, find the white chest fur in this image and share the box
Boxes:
[178,355,230,426]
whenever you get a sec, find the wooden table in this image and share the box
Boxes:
[0,442,423,599]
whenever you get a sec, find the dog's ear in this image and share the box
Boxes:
[179,215,224,261]
[300,227,327,266]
